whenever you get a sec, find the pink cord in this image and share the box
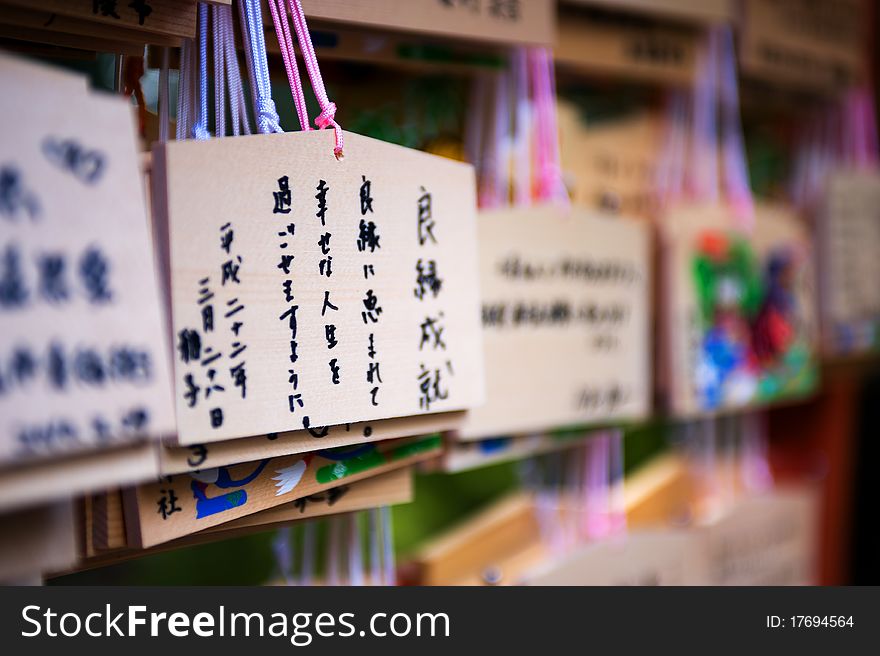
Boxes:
[688,28,719,203]
[529,48,567,204]
[288,0,344,157]
[266,0,343,156]
[717,26,754,231]
[267,0,309,132]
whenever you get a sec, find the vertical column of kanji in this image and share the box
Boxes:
[316,177,341,401]
[415,186,450,412]
[357,176,383,410]
[274,175,307,428]
[220,221,248,417]
[177,279,223,431]
[176,211,250,435]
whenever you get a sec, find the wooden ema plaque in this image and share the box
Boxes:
[457,205,651,440]
[661,202,818,416]
[153,129,485,445]
[299,0,555,46]
[0,53,175,466]
[124,434,441,547]
[818,171,880,355]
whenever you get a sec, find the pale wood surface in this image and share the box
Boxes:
[298,0,555,46]
[0,54,177,467]
[818,171,880,355]
[155,129,484,444]
[125,434,440,547]
[563,0,734,24]
[1,0,197,38]
[0,442,158,514]
[558,104,663,221]
[739,0,865,92]
[160,411,461,475]
[0,500,77,581]
[556,8,698,86]
[457,205,651,439]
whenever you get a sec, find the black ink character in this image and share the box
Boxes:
[109,347,152,382]
[128,0,153,25]
[363,264,375,279]
[198,278,214,304]
[489,0,520,21]
[325,324,338,349]
[183,373,200,408]
[220,223,234,253]
[282,280,294,303]
[231,361,247,399]
[200,346,222,368]
[360,289,382,324]
[315,180,329,226]
[277,254,294,275]
[36,253,68,303]
[187,444,208,468]
[204,368,225,398]
[318,232,331,255]
[201,305,214,333]
[274,175,292,214]
[418,186,436,245]
[41,137,105,185]
[177,329,201,364]
[47,342,66,390]
[221,256,242,285]
[93,1,120,19]
[279,304,299,337]
[288,393,304,413]
[92,416,112,442]
[360,175,374,215]
[79,246,113,304]
[10,347,36,386]
[414,258,443,299]
[357,219,381,253]
[0,166,40,221]
[329,358,340,385]
[366,361,382,384]
[304,421,330,438]
[419,314,446,350]
[210,407,223,428]
[121,406,149,432]
[418,363,449,411]
[321,290,339,317]
[157,487,181,520]
[319,255,333,277]
[0,245,28,310]
[74,348,106,385]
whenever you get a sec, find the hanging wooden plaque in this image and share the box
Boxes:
[153,129,485,445]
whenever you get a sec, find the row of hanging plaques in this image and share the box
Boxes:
[2,0,876,547]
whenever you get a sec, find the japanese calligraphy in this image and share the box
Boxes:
[160,129,483,444]
[0,59,175,463]
[458,206,648,439]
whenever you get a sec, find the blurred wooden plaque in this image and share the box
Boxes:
[300,0,555,46]
[0,53,176,466]
[739,0,866,92]
[457,205,651,439]
[125,434,440,547]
